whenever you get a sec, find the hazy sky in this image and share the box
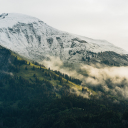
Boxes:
[0,0,128,51]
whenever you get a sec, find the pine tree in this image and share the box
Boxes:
[32,66,35,70]
[33,74,36,77]
[25,66,28,70]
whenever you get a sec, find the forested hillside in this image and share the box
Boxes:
[0,46,128,128]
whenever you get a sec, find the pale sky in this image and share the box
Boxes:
[0,0,128,51]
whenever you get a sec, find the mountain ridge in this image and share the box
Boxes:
[0,13,128,128]
[0,13,127,65]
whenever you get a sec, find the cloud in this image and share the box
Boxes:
[81,64,128,99]
[42,56,83,78]
[41,56,128,99]
[70,87,90,99]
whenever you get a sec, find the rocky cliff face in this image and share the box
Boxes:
[0,13,127,65]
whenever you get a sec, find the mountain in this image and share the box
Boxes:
[0,45,127,128]
[0,13,128,65]
[0,13,128,127]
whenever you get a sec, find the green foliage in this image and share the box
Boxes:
[14,56,27,66]
[54,70,82,85]
[0,47,128,128]
[32,66,35,70]
[0,74,127,128]
[25,66,28,70]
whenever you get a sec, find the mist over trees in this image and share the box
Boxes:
[0,48,128,128]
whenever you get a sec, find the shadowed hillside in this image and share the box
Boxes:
[0,46,128,128]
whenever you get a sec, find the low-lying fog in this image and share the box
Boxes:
[41,56,128,99]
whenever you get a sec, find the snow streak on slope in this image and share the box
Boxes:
[0,13,127,63]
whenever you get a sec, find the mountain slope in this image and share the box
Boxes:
[0,45,94,97]
[0,45,128,128]
[1,13,128,128]
[0,13,127,65]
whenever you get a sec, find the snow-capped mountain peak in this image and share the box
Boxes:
[0,13,41,28]
[0,13,127,64]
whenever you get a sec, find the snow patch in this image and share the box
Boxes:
[0,13,127,64]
